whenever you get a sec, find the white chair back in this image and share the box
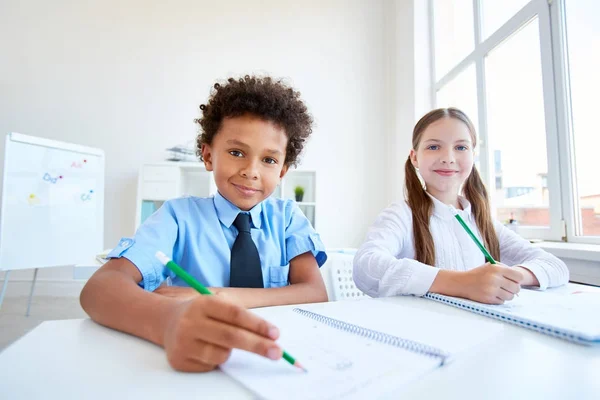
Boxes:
[320,252,369,301]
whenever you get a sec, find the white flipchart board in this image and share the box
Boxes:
[0,132,104,271]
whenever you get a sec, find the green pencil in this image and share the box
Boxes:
[452,213,497,264]
[452,211,520,296]
[155,251,306,372]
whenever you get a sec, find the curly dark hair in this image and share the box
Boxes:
[195,75,313,167]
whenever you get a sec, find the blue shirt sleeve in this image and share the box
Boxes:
[107,201,178,291]
[285,202,327,267]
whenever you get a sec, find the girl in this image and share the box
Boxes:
[353,108,569,304]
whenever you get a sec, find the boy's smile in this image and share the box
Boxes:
[232,183,262,197]
[201,114,289,211]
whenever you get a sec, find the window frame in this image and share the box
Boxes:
[549,0,599,244]
[428,0,596,243]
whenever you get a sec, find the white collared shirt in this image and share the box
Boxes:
[353,195,569,297]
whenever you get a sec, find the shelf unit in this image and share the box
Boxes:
[135,162,316,228]
[272,169,316,228]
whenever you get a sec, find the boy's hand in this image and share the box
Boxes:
[460,263,524,304]
[154,284,246,307]
[208,287,247,308]
[155,285,199,301]
[162,295,282,372]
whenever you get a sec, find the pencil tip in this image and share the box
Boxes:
[295,362,307,372]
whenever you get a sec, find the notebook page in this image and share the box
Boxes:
[436,288,600,340]
[221,306,441,400]
[298,299,504,355]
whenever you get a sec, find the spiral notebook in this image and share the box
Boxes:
[424,287,600,345]
[221,299,503,400]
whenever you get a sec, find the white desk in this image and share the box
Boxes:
[1,283,599,400]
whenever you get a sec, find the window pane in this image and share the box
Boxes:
[436,64,480,170]
[564,0,600,236]
[437,63,479,132]
[433,0,474,79]
[480,0,530,40]
[486,18,550,228]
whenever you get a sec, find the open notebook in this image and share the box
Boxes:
[221,299,503,400]
[425,287,600,345]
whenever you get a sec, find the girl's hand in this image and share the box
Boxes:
[512,266,540,287]
[460,263,525,304]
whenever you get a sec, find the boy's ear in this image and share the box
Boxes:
[201,144,213,171]
[409,149,418,169]
[279,164,289,179]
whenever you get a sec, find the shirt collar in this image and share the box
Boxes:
[213,191,263,229]
[427,192,472,221]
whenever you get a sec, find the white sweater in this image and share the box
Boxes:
[353,195,570,297]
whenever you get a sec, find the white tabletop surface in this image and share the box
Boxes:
[1,283,599,400]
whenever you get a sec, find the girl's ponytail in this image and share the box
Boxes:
[405,156,435,265]
[463,167,500,261]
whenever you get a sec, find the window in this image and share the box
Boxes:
[430,0,598,243]
[436,63,479,131]
[560,0,600,238]
[480,0,530,39]
[432,0,474,79]
[486,18,550,228]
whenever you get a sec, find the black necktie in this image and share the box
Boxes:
[230,213,264,288]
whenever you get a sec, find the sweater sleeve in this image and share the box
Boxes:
[496,221,570,289]
[353,203,440,297]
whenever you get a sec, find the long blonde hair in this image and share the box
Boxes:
[404,107,500,266]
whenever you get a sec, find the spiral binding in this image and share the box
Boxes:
[424,293,587,345]
[293,308,450,364]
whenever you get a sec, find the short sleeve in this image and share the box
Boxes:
[107,202,178,291]
[285,202,327,267]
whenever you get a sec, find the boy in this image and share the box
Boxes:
[80,75,328,372]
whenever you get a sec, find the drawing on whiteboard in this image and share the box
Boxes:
[80,190,94,202]
[71,159,88,168]
[28,194,40,205]
[1,132,104,275]
[43,173,63,184]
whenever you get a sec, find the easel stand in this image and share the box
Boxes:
[0,268,40,316]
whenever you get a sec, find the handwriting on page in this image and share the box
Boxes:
[302,339,354,371]
[220,312,440,400]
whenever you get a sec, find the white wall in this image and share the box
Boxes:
[0,0,403,290]
[386,0,433,203]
